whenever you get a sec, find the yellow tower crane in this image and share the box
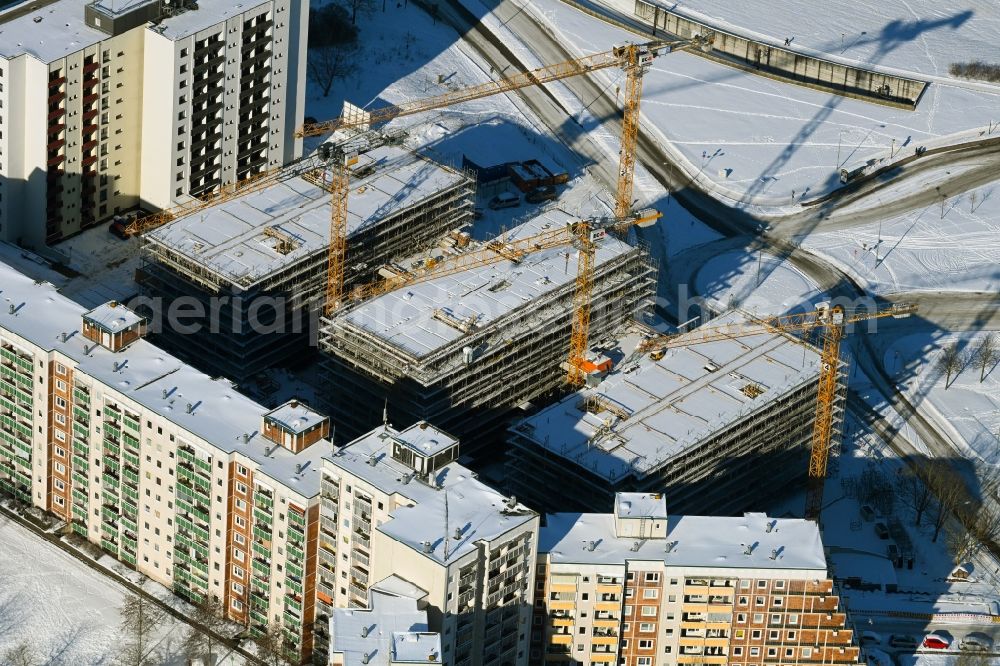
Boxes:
[297,37,710,316]
[637,302,917,521]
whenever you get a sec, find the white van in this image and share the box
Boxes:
[488,192,520,210]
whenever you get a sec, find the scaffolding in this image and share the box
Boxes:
[506,312,847,516]
[318,210,657,451]
[139,141,476,382]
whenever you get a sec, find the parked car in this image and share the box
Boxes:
[108,217,130,239]
[888,634,918,649]
[860,631,882,646]
[959,632,992,652]
[860,504,876,521]
[488,192,520,210]
[874,522,890,539]
[922,633,951,650]
[525,185,558,204]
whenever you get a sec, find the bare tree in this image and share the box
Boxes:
[184,597,230,666]
[938,342,964,388]
[308,44,360,97]
[975,333,997,383]
[347,0,375,23]
[2,642,39,666]
[857,468,894,516]
[118,593,167,666]
[254,623,291,666]
[930,469,965,542]
[896,467,934,526]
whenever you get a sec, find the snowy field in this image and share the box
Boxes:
[885,332,1000,471]
[0,515,188,664]
[653,0,1000,81]
[802,170,1000,294]
[510,0,1000,209]
[693,249,820,315]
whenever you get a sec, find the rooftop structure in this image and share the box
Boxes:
[508,311,839,515]
[541,509,826,570]
[329,589,441,666]
[321,208,656,446]
[140,139,475,382]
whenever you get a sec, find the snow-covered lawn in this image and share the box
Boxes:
[515,0,1000,208]
[653,0,1000,81]
[693,249,821,315]
[885,331,1000,470]
[802,175,1000,294]
[0,516,188,665]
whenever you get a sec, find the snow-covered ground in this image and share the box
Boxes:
[511,0,1000,208]
[803,175,1000,294]
[0,515,189,664]
[656,0,1000,81]
[693,249,821,314]
[885,331,1000,470]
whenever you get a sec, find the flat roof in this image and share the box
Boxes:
[82,300,144,332]
[330,590,438,666]
[541,510,827,571]
[336,208,637,360]
[0,0,105,61]
[325,425,536,564]
[264,399,327,434]
[0,0,270,61]
[144,144,467,288]
[511,311,821,482]
[0,257,331,494]
[616,492,667,520]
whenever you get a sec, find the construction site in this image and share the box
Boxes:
[319,208,657,450]
[506,311,835,515]
[138,134,475,382]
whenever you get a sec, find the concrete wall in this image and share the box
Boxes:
[634,0,927,109]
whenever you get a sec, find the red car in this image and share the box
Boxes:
[922,633,951,650]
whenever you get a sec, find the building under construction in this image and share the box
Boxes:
[319,209,656,452]
[506,311,844,515]
[139,137,475,382]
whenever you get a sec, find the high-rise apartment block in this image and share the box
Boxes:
[317,422,539,666]
[0,0,307,247]
[0,257,328,662]
[534,493,861,666]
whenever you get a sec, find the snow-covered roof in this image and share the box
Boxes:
[392,422,458,459]
[144,145,467,288]
[325,424,536,565]
[541,510,827,572]
[82,300,144,332]
[0,257,331,494]
[0,0,106,61]
[330,589,440,666]
[511,310,821,482]
[0,0,269,61]
[264,399,326,434]
[336,208,636,360]
[615,492,667,520]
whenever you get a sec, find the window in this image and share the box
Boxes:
[639,623,654,633]
[637,659,651,666]
[642,589,658,599]
[55,413,66,426]
[755,596,765,606]
[769,630,779,640]
[740,580,751,589]
[733,647,743,656]
[641,606,656,617]
[738,596,748,606]
[751,630,761,640]
[785,648,794,657]
[753,614,763,624]
[734,629,745,639]
[234,533,245,545]
[236,481,247,494]
[235,515,246,528]
[749,647,760,657]
[55,396,66,408]
[638,640,653,649]
[757,580,767,588]
[773,596,783,606]
[787,631,797,640]
[56,363,66,375]
[737,613,747,623]
[645,572,659,582]
[789,614,799,625]
[770,614,781,624]
[775,580,785,589]
[767,648,777,657]
[802,647,812,658]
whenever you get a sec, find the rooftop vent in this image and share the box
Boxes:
[453,527,462,540]
[422,540,433,554]
[361,625,370,638]
[185,403,193,414]
[295,463,302,474]
[586,540,597,552]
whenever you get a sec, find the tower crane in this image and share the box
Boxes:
[299,36,712,315]
[636,302,917,521]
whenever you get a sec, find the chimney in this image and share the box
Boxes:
[295,463,302,474]
[422,540,433,553]
[60,332,67,342]
[162,389,168,399]
[453,527,462,540]
[242,433,250,444]
[8,304,14,315]
[361,626,369,638]
[185,403,193,414]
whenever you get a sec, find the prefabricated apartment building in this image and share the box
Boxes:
[507,311,845,515]
[320,208,657,449]
[140,139,475,382]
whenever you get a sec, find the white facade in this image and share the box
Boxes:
[0,0,307,246]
